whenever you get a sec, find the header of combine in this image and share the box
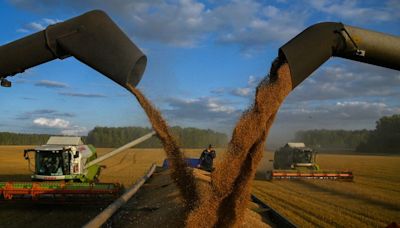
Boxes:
[0,10,146,90]
[278,22,400,89]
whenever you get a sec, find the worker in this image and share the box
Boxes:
[198,144,216,172]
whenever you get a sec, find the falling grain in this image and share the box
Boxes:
[127,85,199,210]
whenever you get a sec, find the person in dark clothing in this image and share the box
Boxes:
[198,144,216,172]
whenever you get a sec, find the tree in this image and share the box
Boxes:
[357,114,400,154]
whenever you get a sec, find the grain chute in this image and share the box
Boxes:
[275,22,400,89]
[0,10,146,90]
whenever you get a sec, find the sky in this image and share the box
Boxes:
[0,0,399,146]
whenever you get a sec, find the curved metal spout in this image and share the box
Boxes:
[0,10,146,89]
[279,22,400,89]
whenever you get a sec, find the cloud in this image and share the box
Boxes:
[231,87,252,97]
[60,126,88,136]
[59,92,107,98]
[309,0,399,23]
[9,0,306,51]
[17,18,62,33]
[287,63,400,102]
[213,2,306,51]
[16,109,75,120]
[210,75,262,98]
[277,100,400,129]
[32,117,87,135]
[162,96,241,130]
[35,80,68,88]
[247,75,260,87]
[125,0,211,47]
[33,117,70,128]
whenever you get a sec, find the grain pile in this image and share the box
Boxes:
[127,57,293,227]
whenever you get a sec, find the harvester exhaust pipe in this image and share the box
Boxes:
[0,10,146,89]
[279,22,400,89]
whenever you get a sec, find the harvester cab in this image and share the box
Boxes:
[273,143,319,171]
[266,142,353,180]
[24,136,101,182]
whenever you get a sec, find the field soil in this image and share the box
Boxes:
[0,146,399,227]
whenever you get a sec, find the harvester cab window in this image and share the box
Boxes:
[36,151,64,176]
[295,150,312,163]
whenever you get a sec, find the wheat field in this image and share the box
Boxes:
[254,152,400,227]
[0,146,399,227]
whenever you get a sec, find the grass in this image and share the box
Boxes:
[0,146,398,227]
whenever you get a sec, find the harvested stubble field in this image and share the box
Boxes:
[255,152,400,227]
[0,146,399,227]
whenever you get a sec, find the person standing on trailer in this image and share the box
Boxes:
[198,144,216,172]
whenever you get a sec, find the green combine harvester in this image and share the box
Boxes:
[0,133,155,201]
[265,143,353,180]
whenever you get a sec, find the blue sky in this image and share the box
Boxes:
[1,0,399,146]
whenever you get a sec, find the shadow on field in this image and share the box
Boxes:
[294,180,400,211]
[0,174,31,182]
[0,203,103,228]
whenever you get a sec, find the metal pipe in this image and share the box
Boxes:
[83,163,157,228]
[0,10,147,90]
[84,131,155,169]
[279,22,400,89]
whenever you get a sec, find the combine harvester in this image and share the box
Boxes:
[0,133,155,201]
[265,143,353,180]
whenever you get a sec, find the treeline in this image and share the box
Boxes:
[295,114,400,154]
[295,129,370,150]
[0,126,228,148]
[356,115,400,153]
[0,132,51,145]
[86,126,228,148]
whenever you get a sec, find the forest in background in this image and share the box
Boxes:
[295,114,399,154]
[1,115,398,153]
[85,126,227,148]
[0,126,228,148]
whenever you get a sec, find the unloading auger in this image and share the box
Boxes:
[0,10,146,89]
[274,22,400,88]
[0,10,152,201]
